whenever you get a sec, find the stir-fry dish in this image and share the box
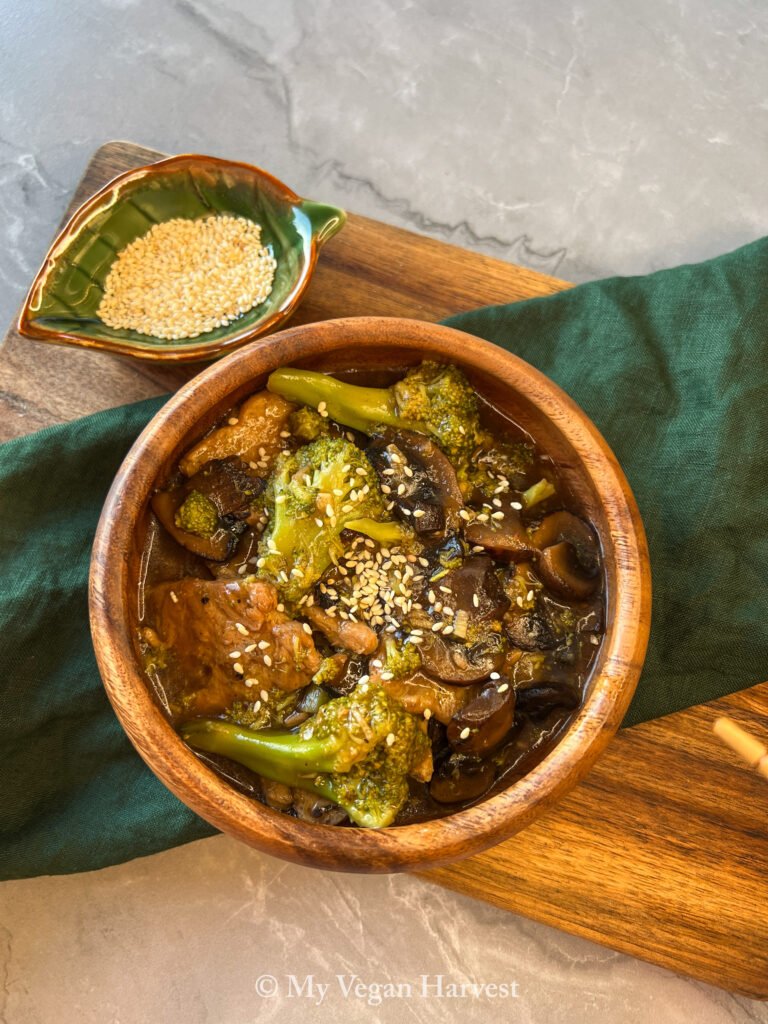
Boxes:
[139,362,604,828]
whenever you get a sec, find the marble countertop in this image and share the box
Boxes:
[1,1,767,1021]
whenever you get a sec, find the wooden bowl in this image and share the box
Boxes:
[17,154,345,363]
[89,316,651,872]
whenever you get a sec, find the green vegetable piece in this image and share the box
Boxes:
[522,477,556,509]
[256,436,398,600]
[181,683,431,828]
[457,439,534,500]
[381,635,421,680]
[268,361,480,462]
[288,405,331,443]
[345,517,410,545]
[174,490,219,538]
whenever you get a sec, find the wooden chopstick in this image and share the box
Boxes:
[713,717,768,781]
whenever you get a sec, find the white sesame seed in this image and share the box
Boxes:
[315,518,324,528]
[245,677,257,688]
[526,590,534,601]
[381,671,394,681]
[431,622,443,632]
[229,651,241,659]
[472,594,480,608]
[228,417,239,426]
[260,688,269,702]
[423,708,432,720]
[257,640,270,650]
[490,672,500,680]
[263,654,272,667]
[497,682,509,693]
[233,662,244,675]
[386,732,396,747]
[459,726,471,740]
[590,635,600,645]
[169,590,178,604]
[491,511,505,521]
[97,215,277,339]
[412,508,425,518]
[244,644,256,653]
[510,501,523,510]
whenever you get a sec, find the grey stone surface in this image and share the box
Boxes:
[1,1,767,1021]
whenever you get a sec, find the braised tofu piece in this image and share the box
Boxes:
[146,578,322,717]
[179,391,294,477]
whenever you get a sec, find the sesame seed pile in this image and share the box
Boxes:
[98,214,276,341]
[317,536,429,637]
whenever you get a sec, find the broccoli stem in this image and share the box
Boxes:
[522,477,556,509]
[268,368,417,435]
[181,718,351,785]
[346,517,409,544]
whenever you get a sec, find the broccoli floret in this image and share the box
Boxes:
[381,635,421,680]
[225,689,301,731]
[174,490,219,538]
[391,362,480,462]
[313,714,431,828]
[458,440,535,500]
[181,683,432,828]
[288,406,331,443]
[257,436,400,601]
[267,362,480,463]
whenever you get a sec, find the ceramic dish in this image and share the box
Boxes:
[89,316,651,872]
[17,154,345,363]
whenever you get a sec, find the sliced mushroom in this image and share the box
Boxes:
[185,457,264,520]
[429,754,495,804]
[427,554,510,624]
[504,610,559,651]
[419,632,505,684]
[465,504,537,561]
[539,542,598,600]
[515,682,580,717]
[532,511,599,568]
[326,653,367,696]
[530,511,600,600]
[446,680,517,754]
[511,652,582,718]
[367,428,463,536]
[291,789,349,825]
[283,683,332,728]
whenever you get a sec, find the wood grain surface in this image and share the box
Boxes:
[3,141,767,997]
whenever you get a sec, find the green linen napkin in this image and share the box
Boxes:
[2,238,767,881]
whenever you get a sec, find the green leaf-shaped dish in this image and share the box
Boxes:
[18,154,346,363]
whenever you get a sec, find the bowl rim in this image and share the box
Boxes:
[17,152,345,363]
[89,316,651,872]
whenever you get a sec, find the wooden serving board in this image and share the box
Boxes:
[2,141,767,998]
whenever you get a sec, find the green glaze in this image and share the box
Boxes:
[25,156,346,356]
